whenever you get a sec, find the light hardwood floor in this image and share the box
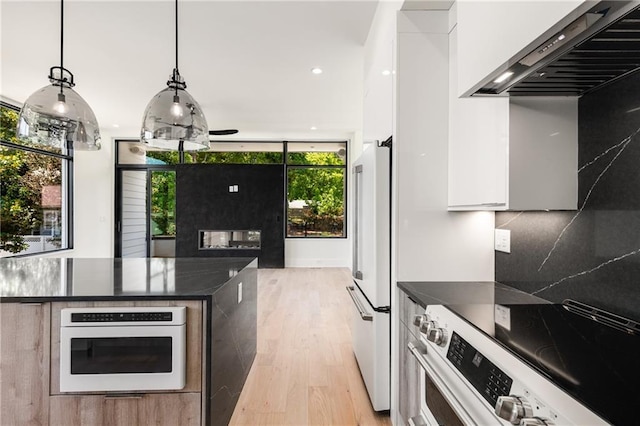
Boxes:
[229,268,392,426]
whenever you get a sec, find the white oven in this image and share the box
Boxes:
[407,305,608,426]
[59,307,187,393]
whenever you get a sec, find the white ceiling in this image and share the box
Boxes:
[0,0,379,141]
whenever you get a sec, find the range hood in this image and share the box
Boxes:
[475,1,640,97]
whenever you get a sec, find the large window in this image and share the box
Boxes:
[115,139,346,256]
[1,102,72,256]
[286,142,347,238]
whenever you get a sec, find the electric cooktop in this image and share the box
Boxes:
[447,300,640,426]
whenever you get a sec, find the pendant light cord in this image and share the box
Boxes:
[175,0,179,73]
[59,0,64,94]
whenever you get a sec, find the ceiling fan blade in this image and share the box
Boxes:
[209,129,239,136]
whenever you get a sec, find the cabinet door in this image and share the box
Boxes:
[398,319,422,426]
[448,25,508,210]
[0,303,50,425]
[50,393,201,426]
[398,293,422,425]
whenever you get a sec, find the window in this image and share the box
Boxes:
[286,142,347,238]
[1,102,72,256]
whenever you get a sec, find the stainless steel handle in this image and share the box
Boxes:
[407,341,475,425]
[352,164,363,280]
[407,341,428,369]
[104,393,144,400]
[346,285,373,321]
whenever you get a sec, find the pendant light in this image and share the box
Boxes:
[17,0,101,151]
[140,0,209,151]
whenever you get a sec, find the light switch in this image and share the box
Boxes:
[233,185,239,192]
[228,185,234,192]
[494,229,511,253]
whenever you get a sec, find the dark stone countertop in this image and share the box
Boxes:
[397,280,550,308]
[0,257,257,302]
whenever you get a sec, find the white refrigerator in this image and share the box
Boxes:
[347,140,391,411]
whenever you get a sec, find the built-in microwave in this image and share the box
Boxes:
[59,307,187,393]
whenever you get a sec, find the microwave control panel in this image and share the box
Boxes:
[71,312,173,323]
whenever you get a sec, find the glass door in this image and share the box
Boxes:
[115,169,176,258]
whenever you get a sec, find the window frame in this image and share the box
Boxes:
[0,101,74,257]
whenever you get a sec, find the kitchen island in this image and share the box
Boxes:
[0,257,258,426]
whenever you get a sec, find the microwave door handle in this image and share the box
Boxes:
[353,164,363,279]
[407,341,476,425]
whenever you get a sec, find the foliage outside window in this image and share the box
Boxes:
[151,171,176,237]
[286,142,346,238]
[1,103,71,256]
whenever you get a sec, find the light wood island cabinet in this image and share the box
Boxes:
[0,302,51,425]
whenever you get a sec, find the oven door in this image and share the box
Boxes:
[408,340,500,425]
[60,323,186,392]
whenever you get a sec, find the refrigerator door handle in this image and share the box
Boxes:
[346,285,373,321]
[352,164,363,279]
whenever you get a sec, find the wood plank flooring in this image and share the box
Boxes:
[229,268,392,426]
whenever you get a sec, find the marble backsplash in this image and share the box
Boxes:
[495,70,640,323]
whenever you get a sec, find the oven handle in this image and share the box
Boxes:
[408,341,476,425]
[346,286,373,321]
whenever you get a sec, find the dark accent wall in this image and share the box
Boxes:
[496,70,640,322]
[176,164,285,268]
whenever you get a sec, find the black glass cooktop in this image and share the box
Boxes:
[448,302,640,426]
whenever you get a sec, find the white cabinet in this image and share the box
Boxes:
[457,0,589,97]
[363,2,397,143]
[448,26,509,208]
[448,26,579,211]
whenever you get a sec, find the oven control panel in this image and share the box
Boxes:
[446,332,513,408]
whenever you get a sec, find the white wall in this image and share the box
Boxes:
[284,238,350,268]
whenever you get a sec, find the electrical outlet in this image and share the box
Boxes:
[237,282,243,304]
[495,229,511,253]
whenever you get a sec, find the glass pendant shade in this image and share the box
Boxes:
[18,82,101,151]
[141,85,210,151]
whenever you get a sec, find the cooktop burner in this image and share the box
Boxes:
[447,301,640,425]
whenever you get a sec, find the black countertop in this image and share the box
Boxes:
[397,280,550,308]
[0,257,257,302]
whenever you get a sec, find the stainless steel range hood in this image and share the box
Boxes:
[474,1,640,97]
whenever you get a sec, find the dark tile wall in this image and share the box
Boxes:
[496,70,640,322]
[176,164,285,268]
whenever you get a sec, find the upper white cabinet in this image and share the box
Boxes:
[363,2,399,143]
[457,0,589,97]
[448,25,578,211]
[448,25,509,208]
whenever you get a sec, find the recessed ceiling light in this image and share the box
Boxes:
[382,70,391,76]
[311,68,323,75]
[310,126,317,130]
